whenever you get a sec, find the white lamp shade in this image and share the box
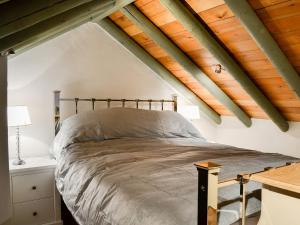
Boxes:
[7,106,32,127]
[178,105,200,120]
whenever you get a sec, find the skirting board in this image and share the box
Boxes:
[44,221,63,225]
[1,220,62,225]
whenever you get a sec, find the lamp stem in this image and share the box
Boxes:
[13,126,25,165]
[16,126,20,160]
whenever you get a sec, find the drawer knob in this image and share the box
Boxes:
[33,212,38,216]
[32,186,37,190]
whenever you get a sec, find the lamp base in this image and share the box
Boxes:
[12,159,26,166]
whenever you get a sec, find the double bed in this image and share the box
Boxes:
[52,92,297,225]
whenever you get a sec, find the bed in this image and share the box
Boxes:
[52,91,297,225]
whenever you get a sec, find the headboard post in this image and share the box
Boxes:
[54,90,61,135]
[53,91,178,134]
[172,95,178,112]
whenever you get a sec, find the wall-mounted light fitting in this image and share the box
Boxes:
[213,64,225,74]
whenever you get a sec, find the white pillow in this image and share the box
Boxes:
[52,108,204,157]
[98,108,203,139]
[52,111,105,151]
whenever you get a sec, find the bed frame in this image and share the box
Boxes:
[54,90,178,135]
[53,91,296,225]
[195,162,255,225]
[194,161,300,225]
[54,90,178,225]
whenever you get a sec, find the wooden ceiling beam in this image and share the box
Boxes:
[122,4,252,128]
[0,0,113,53]
[98,18,221,124]
[0,0,64,27]
[1,0,135,54]
[0,0,100,39]
[0,0,9,4]
[160,0,289,132]
[224,0,300,100]
[9,25,74,58]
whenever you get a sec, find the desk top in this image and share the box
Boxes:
[250,163,300,194]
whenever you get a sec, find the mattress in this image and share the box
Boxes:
[55,137,296,225]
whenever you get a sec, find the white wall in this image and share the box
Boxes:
[7,22,300,160]
[215,116,300,158]
[7,22,215,159]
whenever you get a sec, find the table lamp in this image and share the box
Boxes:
[7,106,32,165]
[178,105,200,121]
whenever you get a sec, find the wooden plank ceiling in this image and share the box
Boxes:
[109,0,300,121]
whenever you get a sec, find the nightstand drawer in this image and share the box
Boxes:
[13,198,55,225]
[12,171,54,203]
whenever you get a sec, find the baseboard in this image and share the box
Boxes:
[44,220,63,225]
[2,219,62,225]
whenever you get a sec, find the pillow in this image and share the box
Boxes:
[53,110,105,151]
[52,107,204,157]
[98,108,203,139]
[158,110,202,138]
[98,108,165,139]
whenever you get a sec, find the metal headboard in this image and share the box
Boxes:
[54,90,178,135]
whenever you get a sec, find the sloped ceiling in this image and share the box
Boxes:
[1,0,300,129]
[109,0,300,122]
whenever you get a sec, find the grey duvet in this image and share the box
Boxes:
[55,137,296,225]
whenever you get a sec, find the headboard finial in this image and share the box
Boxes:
[172,95,178,112]
[53,91,178,135]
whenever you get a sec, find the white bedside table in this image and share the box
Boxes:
[9,157,62,225]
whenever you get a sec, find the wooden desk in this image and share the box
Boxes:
[250,163,300,225]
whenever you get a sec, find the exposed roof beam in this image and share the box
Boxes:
[1,0,135,54]
[9,26,72,58]
[0,0,9,4]
[224,0,300,100]
[98,18,221,124]
[0,0,99,39]
[160,0,289,132]
[0,0,66,26]
[122,4,252,128]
